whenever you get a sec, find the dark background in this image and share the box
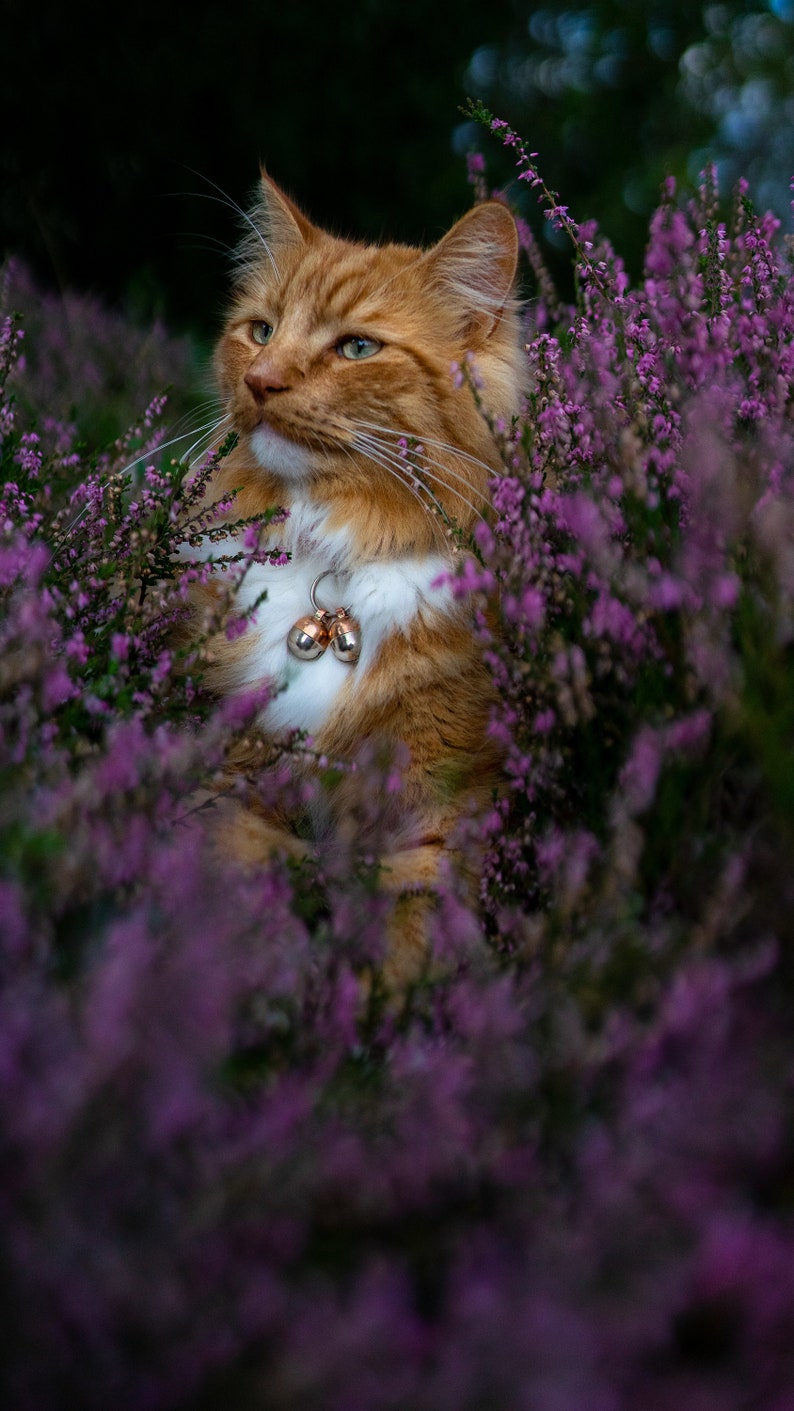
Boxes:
[3,0,793,339]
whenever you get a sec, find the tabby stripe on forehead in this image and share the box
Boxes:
[315,265,379,319]
[392,341,447,386]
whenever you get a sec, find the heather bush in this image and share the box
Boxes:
[2,119,794,1410]
[2,258,202,448]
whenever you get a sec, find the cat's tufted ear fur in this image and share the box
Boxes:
[423,200,519,341]
[255,171,317,250]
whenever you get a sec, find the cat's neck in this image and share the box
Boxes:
[284,489,456,571]
[212,449,460,567]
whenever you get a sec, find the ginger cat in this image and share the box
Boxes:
[189,173,525,984]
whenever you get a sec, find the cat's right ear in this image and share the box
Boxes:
[424,200,519,341]
[255,171,317,249]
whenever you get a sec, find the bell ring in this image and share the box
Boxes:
[286,572,362,665]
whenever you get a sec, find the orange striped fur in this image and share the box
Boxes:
[189,174,526,984]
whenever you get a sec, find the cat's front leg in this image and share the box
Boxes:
[179,784,309,867]
[212,794,310,866]
[376,827,485,989]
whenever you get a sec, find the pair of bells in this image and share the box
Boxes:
[287,573,362,666]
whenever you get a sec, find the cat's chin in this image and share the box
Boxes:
[249,422,314,481]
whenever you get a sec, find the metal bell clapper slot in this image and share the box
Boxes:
[286,572,361,666]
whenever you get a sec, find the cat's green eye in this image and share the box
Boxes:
[338,335,382,361]
[251,320,274,346]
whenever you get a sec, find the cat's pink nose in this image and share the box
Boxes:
[244,366,289,401]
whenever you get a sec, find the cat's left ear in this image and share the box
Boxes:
[256,170,317,248]
[424,201,519,341]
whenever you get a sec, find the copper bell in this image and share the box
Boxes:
[287,610,330,661]
[328,610,362,665]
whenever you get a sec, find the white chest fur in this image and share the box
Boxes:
[197,501,457,738]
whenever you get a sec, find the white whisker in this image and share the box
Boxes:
[399,441,492,504]
[351,427,488,526]
[353,417,501,479]
[349,431,475,542]
[184,412,234,468]
[182,172,281,280]
[157,398,224,447]
[115,411,232,482]
[345,434,450,549]
[52,411,233,549]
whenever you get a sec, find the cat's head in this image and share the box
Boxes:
[215,174,525,550]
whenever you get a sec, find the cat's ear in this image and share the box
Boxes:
[255,170,317,249]
[424,201,519,341]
